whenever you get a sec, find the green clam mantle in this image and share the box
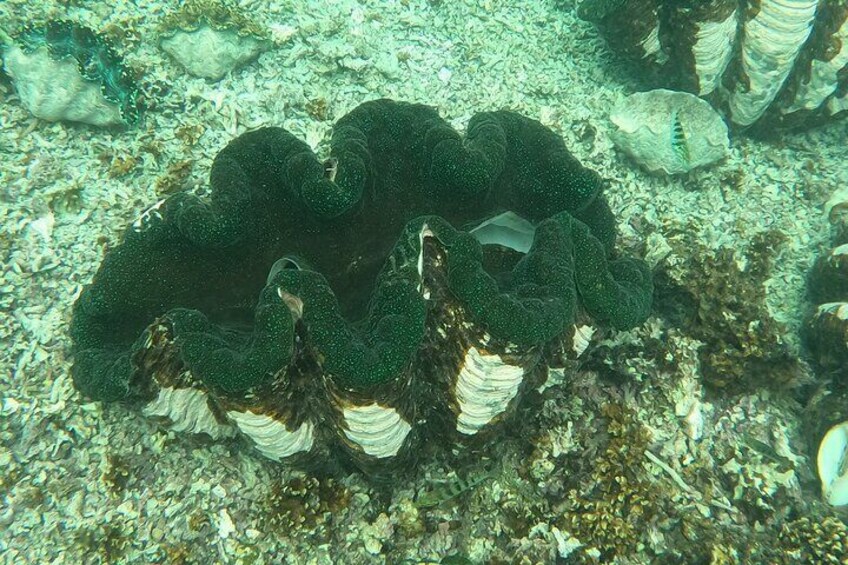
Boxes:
[70,99,653,470]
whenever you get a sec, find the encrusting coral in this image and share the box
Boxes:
[69,99,653,472]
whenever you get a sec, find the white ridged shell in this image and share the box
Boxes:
[455,346,525,435]
[341,403,412,458]
[227,410,314,461]
[691,9,738,96]
[818,421,848,506]
[727,0,819,126]
[143,386,236,440]
[642,23,666,64]
[785,16,848,113]
[572,324,595,358]
[3,45,125,126]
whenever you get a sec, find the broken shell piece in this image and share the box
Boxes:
[818,421,848,506]
[610,89,729,175]
[159,0,271,81]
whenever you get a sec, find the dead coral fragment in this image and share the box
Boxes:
[266,475,351,536]
[158,0,270,81]
[560,404,659,560]
[778,516,848,564]
[660,231,801,390]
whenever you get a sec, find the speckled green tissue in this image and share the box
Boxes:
[70,98,653,398]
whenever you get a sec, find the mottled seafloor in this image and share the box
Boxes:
[1,1,847,564]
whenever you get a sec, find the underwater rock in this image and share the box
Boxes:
[0,21,140,127]
[159,0,270,81]
[578,0,848,132]
[609,89,729,175]
[69,99,654,472]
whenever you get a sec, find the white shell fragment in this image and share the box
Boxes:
[143,386,236,440]
[610,89,729,175]
[341,402,412,458]
[227,409,314,461]
[454,346,525,435]
[2,45,125,126]
[727,0,819,126]
[160,25,269,81]
[818,421,848,506]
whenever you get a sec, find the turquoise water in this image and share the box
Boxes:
[1,1,847,564]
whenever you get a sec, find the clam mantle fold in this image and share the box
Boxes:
[70,99,653,470]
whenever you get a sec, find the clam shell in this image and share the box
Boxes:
[143,383,236,440]
[818,421,848,506]
[687,7,738,96]
[453,346,526,435]
[727,0,819,126]
[610,89,729,175]
[662,1,739,96]
[784,11,848,113]
[3,44,125,126]
[807,302,848,371]
[339,402,412,459]
[227,409,315,461]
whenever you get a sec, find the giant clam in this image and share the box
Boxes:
[70,99,653,472]
[578,0,848,132]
